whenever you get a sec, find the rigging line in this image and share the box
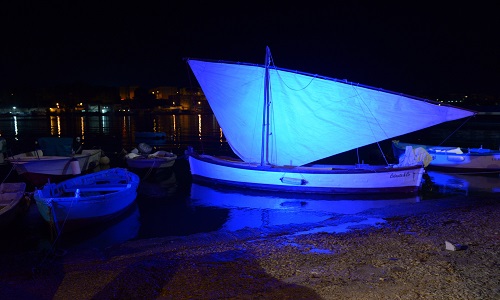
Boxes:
[269,58,318,91]
[351,86,390,165]
[438,115,475,146]
[265,52,314,166]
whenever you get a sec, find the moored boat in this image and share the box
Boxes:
[0,182,29,226]
[33,168,140,233]
[125,150,177,170]
[392,140,500,174]
[125,142,177,181]
[6,137,102,187]
[184,47,476,195]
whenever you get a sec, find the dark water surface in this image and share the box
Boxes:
[0,113,499,253]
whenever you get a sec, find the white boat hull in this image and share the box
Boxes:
[10,154,91,176]
[188,153,425,194]
[7,149,102,186]
[33,168,140,232]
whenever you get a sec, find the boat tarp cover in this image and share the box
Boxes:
[38,137,73,156]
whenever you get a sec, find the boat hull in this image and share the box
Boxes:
[33,168,140,232]
[7,149,102,187]
[0,182,28,226]
[188,153,425,195]
[126,157,176,169]
[393,141,500,173]
[125,151,177,180]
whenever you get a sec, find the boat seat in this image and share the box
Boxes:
[64,184,130,193]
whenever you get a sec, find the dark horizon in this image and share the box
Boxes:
[2,2,499,98]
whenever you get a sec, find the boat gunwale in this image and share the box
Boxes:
[193,153,423,174]
[6,153,93,162]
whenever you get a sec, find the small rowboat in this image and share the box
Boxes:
[34,168,140,233]
[0,182,29,226]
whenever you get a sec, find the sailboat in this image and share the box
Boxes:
[185,47,475,195]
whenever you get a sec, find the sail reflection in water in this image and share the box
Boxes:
[189,183,421,232]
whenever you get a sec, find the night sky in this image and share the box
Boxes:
[1,2,498,98]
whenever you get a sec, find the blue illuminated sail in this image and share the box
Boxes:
[187,49,475,167]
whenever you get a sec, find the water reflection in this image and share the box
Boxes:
[5,169,499,253]
[134,192,229,239]
[58,203,141,250]
[49,115,61,136]
[426,171,500,195]
[13,116,18,136]
[189,183,421,232]
[188,171,500,234]
[1,114,499,252]
[0,113,227,155]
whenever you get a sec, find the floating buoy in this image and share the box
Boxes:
[70,158,81,175]
[100,156,110,165]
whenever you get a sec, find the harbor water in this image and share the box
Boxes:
[0,113,499,254]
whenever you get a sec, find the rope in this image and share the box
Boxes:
[1,164,16,184]
[33,190,76,275]
[143,163,155,179]
[438,115,475,146]
[351,86,390,165]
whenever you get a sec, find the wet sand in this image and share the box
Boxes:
[1,195,498,299]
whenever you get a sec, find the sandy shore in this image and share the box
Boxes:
[1,196,499,299]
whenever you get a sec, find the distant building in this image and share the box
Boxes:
[148,86,210,113]
[151,86,178,100]
[119,86,139,100]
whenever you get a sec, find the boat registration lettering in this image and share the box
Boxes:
[390,172,411,178]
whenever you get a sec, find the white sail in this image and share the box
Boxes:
[188,53,474,167]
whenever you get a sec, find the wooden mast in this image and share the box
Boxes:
[261,46,271,166]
